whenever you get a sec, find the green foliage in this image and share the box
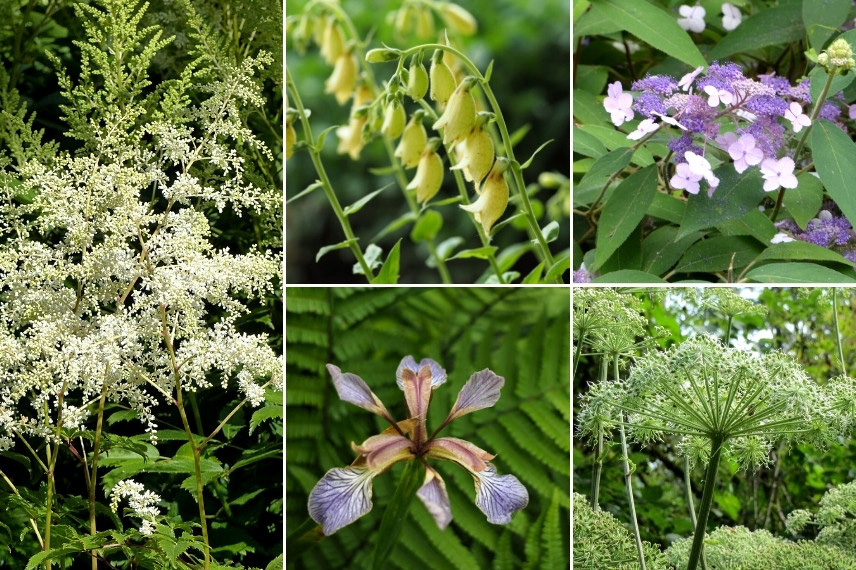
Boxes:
[286,287,570,568]
[572,492,668,570]
[664,526,856,570]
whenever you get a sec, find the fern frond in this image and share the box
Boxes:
[520,399,571,453]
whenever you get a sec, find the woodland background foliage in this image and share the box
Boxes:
[0,0,283,567]
[285,287,570,569]
[573,288,856,567]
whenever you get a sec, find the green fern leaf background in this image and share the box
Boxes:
[285,288,570,569]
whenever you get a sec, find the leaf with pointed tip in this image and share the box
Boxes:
[372,240,402,284]
[343,184,393,216]
[520,139,554,170]
[316,239,358,263]
[287,181,323,204]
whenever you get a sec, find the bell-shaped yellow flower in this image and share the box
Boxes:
[335,86,373,160]
[407,148,444,203]
[451,127,494,189]
[319,18,344,65]
[439,2,478,36]
[325,51,358,105]
[460,161,509,237]
[381,100,406,139]
[395,114,428,169]
[432,80,476,145]
[429,57,457,106]
[407,63,429,101]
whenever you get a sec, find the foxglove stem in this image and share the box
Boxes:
[286,67,376,281]
[615,357,646,570]
[400,43,559,279]
[687,435,724,570]
[89,384,109,570]
[770,71,835,222]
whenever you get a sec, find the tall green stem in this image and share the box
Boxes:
[615,356,646,570]
[833,288,848,377]
[43,383,67,570]
[589,357,608,508]
[687,435,724,570]
[684,456,708,570]
[286,67,375,281]
[89,385,108,570]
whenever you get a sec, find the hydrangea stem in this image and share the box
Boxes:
[769,71,835,221]
[687,435,725,570]
[286,67,376,281]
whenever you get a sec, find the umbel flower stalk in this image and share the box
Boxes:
[580,335,832,570]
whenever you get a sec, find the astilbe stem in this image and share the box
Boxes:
[89,385,109,570]
[44,382,67,570]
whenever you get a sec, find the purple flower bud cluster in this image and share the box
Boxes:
[775,210,856,256]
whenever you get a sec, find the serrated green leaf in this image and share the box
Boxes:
[593,164,657,270]
[811,120,856,229]
[265,554,284,570]
[708,3,804,61]
[250,405,283,434]
[677,167,766,241]
[593,0,706,68]
[744,262,856,283]
[573,147,634,207]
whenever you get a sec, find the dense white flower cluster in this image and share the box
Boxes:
[0,4,281,450]
[110,479,162,536]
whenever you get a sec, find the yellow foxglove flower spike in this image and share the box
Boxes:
[325,50,358,105]
[460,159,509,237]
[336,86,373,160]
[407,147,444,203]
[432,78,476,145]
[395,113,428,168]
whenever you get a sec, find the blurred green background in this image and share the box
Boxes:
[286,0,570,283]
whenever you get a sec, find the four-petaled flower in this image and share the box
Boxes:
[627,118,660,140]
[678,66,705,92]
[727,133,764,173]
[677,5,706,33]
[604,81,634,126]
[703,85,733,108]
[760,156,798,192]
[307,357,529,535]
[771,232,795,244]
[670,162,703,194]
[784,102,811,133]
[721,3,742,31]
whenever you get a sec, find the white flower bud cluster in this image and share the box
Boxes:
[109,479,161,536]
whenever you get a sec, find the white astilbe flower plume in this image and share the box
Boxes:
[110,479,162,536]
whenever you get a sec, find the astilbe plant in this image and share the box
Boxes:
[0,0,281,567]
[305,356,528,567]
[286,0,568,284]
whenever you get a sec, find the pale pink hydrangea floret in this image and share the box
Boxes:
[671,162,703,194]
[703,85,733,107]
[722,2,742,31]
[677,5,706,33]
[771,233,795,244]
[678,66,705,92]
[603,81,634,126]
[784,102,811,133]
[627,118,660,140]
[728,134,764,173]
[760,157,798,192]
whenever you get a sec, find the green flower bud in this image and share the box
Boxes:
[429,57,457,106]
[439,2,477,36]
[286,121,296,160]
[407,63,429,101]
[819,37,856,74]
[460,160,509,237]
[395,114,428,168]
[407,148,444,203]
[366,48,401,63]
[320,18,344,65]
[432,80,476,145]
[381,100,407,139]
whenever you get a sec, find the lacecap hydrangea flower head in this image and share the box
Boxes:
[307,356,529,535]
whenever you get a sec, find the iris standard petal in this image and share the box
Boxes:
[446,368,505,422]
[396,356,447,389]
[425,436,494,473]
[473,463,529,524]
[351,433,415,471]
[416,466,452,530]
[308,466,376,535]
[326,363,392,420]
